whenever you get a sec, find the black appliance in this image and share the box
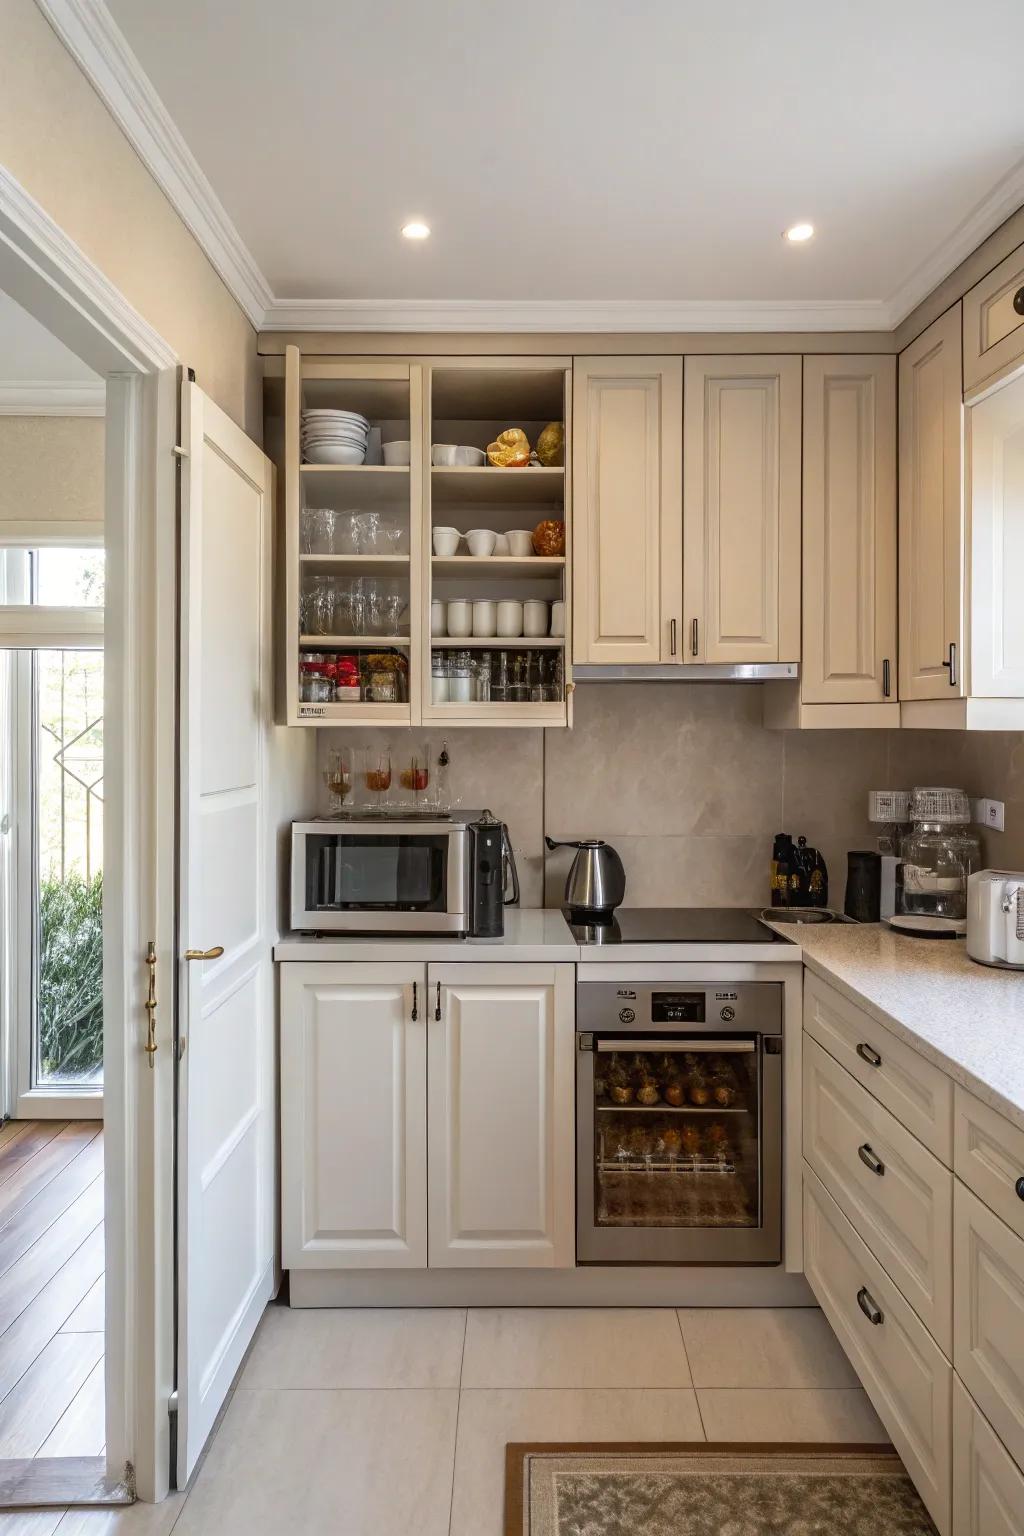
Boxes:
[468,811,520,938]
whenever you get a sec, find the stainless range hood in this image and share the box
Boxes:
[571,662,798,682]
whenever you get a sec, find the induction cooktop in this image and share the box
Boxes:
[564,907,794,946]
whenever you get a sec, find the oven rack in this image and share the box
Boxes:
[596,1103,747,1115]
[598,1157,737,1175]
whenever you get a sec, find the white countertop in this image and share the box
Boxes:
[273,907,581,963]
[781,921,1024,1132]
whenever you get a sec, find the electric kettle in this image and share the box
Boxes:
[545,836,626,919]
[966,869,1024,969]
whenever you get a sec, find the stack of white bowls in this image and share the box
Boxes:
[301,409,370,465]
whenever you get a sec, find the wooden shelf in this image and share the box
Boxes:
[299,464,412,509]
[300,554,410,576]
[430,466,564,506]
[299,634,410,647]
[431,636,564,648]
[431,555,564,575]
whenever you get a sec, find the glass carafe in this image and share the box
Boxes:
[900,787,981,921]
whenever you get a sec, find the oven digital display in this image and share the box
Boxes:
[650,991,706,1023]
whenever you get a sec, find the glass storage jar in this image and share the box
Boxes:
[447,651,474,703]
[900,787,981,921]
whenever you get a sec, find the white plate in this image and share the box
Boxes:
[302,409,369,424]
[301,430,368,443]
[883,913,966,938]
[303,443,367,465]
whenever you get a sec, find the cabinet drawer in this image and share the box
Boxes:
[804,1037,953,1351]
[953,1377,1024,1536]
[964,243,1024,395]
[955,1182,1024,1471]
[955,1087,1024,1244]
[804,971,953,1161]
[803,1166,952,1534]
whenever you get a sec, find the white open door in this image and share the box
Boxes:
[176,379,276,1484]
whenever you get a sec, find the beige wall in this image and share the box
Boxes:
[0,0,259,436]
[0,415,104,523]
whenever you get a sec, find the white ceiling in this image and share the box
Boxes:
[91,0,1024,325]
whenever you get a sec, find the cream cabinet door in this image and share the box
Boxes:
[802,356,897,703]
[427,963,575,1267]
[683,355,801,664]
[963,242,1024,396]
[969,369,1024,697]
[280,962,427,1269]
[953,1378,1024,1536]
[572,358,682,664]
[899,307,965,701]
[954,1181,1024,1471]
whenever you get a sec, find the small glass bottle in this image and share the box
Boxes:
[431,652,449,704]
[448,650,474,703]
[475,651,492,703]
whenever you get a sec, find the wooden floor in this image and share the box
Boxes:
[0,1119,105,1460]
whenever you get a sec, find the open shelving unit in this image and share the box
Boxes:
[280,346,572,726]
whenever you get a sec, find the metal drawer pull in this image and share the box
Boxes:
[435,980,442,1021]
[1013,285,1024,317]
[856,1042,882,1067]
[670,618,678,656]
[411,981,418,1022]
[942,641,958,688]
[882,658,891,698]
[1015,1175,1024,1202]
[597,1038,755,1054]
[858,1143,885,1176]
[691,618,699,657]
[857,1286,884,1326]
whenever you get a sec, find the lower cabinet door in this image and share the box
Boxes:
[280,962,427,1269]
[953,1377,1024,1536]
[428,963,575,1268]
[803,1165,952,1533]
[955,1181,1024,1471]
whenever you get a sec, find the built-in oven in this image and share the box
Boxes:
[576,981,783,1264]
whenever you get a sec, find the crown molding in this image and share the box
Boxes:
[885,153,1024,327]
[36,0,272,331]
[0,381,106,415]
[261,297,893,333]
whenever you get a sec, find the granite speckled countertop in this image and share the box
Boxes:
[785,922,1024,1131]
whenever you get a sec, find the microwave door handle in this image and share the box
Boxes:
[596,1038,756,1053]
[502,827,521,907]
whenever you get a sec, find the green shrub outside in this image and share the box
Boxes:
[38,870,103,1080]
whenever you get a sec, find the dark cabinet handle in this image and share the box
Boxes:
[882,658,891,698]
[1015,1175,1024,1201]
[670,618,678,656]
[858,1143,885,1177]
[856,1042,882,1068]
[691,618,699,657]
[857,1286,884,1326]
[411,981,418,1022]
[942,641,958,688]
[435,980,442,1021]
[1013,285,1024,317]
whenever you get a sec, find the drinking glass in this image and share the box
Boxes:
[333,510,358,554]
[364,580,385,636]
[347,576,367,636]
[300,507,336,555]
[305,575,335,636]
[322,746,353,811]
[381,592,404,636]
[362,746,392,810]
[352,511,385,554]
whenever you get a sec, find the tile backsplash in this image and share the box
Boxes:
[316,683,1021,910]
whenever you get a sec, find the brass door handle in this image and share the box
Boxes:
[184,946,224,961]
[144,941,157,1068]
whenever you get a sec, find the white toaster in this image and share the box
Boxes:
[966,869,1024,969]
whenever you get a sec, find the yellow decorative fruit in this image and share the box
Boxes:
[486,427,531,468]
[536,420,565,467]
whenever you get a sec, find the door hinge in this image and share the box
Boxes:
[144,941,158,1067]
[168,1389,179,1415]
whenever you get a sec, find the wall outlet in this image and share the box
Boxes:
[972,798,1005,832]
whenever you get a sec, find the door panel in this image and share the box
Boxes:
[953,1377,1024,1536]
[280,962,426,1269]
[683,355,801,663]
[970,369,1024,697]
[802,356,897,703]
[572,358,682,664]
[899,307,965,700]
[177,381,275,1485]
[428,963,574,1267]
[954,1181,1024,1472]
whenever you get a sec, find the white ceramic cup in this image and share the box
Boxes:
[382,439,411,466]
[466,528,497,557]
[549,600,565,637]
[496,599,524,638]
[433,526,461,557]
[523,599,549,638]
[492,532,510,556]
[506,529,534,557]
[472,599,498,638]
[446,599,472,638]
[453,445,487,466]
[430,598,447,636]
[431,443,457,466]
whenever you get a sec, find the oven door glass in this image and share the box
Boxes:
[306,833,449,911]
[593,1039,760,1230]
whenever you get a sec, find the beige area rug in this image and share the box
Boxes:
[505,1442,937,1535]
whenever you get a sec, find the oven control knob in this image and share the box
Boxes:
[720,1005,736,1022]
[618,1007,636,1024]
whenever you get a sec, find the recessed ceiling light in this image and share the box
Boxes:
[784,222,815,244]
[401,221,430,240]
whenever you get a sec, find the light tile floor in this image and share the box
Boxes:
[0,1304,888,1536]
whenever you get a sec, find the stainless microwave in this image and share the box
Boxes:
[290,813,518,934]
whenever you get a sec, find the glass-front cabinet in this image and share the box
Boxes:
[274,346,572,727]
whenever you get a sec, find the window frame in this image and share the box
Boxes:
[0,527,104,1118]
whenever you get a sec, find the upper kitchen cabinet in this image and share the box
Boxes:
[683,356,801,665]
[765,355,898,729]
[962,240,1024,398]
[571,357,682,665]
[898,308,964,707]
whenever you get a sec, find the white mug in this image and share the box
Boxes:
[549,600,565,637]
[430,598,447,636]
[466,528,497,557]
[506,529,534,557]
[523,599,549,638]
[446,599,472,637]
[492,532,510,556]
[496,599,523,638]
[472,599,498,637]
[433,526,461,557]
